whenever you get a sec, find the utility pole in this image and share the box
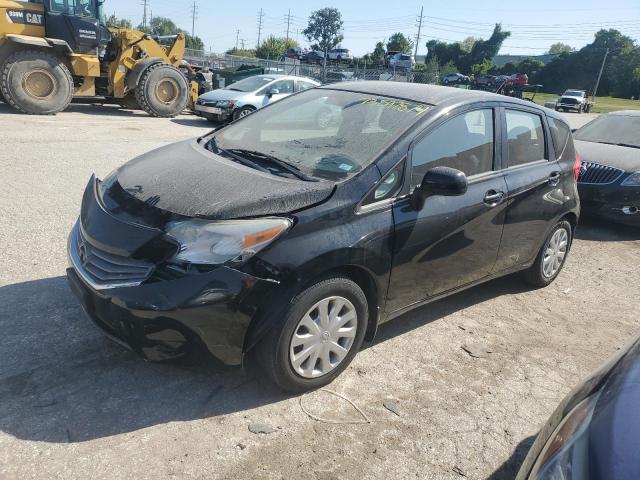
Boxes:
[190,0,198,38]
[141,0,148,29]
[235,29,240,50]
[592,47,609,102]
[414,6,424,59]
[240,38,246,50]
[257,9,264,46]
[285,9,292,43]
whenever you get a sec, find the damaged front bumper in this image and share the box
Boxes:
[66,262,276,365]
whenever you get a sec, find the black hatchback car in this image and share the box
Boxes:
[67,82,580,392]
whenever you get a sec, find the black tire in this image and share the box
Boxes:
[135,63,189,118]
[0,50,73,115]
[255,276,368,393]
[233,105,255,121]
[118,93,140,110]
[577,105,583,114]
[522,220,573,288]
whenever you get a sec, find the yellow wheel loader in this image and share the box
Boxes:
[0,0,198,116]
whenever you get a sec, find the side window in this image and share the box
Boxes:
[411,109,494,187]
[270,79,294,94]
[297,81,316,92]
[505,110,547,167]
[50,0,94,16]
[547,117,571,159]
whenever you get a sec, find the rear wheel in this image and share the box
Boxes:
[0,50,73,114]
[522,220,572,287]
[255,276,368,393]
[135,63,189,117]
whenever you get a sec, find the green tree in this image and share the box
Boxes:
[226,48,257,58]
[371,41,386,64]
[255,35,300,59]
[186,35,204,51]
[303,7,344,79]
[105,14,132,30]
[548,43,574,55]
[460,36,479,53]
[386,32,414,54]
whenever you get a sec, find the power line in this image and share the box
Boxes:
[235,29,240,50]
[257,9,265,46]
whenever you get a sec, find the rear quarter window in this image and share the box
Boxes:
[547,117,571,159]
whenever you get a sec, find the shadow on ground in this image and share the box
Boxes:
[575,217,640,242]
[0,271,530,444]
[487,435,536,480]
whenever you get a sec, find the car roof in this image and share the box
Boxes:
[606,110,640,117]
[321,80,539,106]
[252,74,319,83]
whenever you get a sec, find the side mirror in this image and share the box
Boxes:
[267,88,280,97]
[411,166,468,211]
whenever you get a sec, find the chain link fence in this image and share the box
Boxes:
[183,49,440,86]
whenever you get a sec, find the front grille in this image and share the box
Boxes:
[559,97,579,105]
[70,222,154,289]
[578,162,624,185]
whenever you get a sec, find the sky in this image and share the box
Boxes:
[104,0,640,57]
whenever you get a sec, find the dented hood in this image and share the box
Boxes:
[115,139,335,220]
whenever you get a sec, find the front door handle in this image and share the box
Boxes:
[484,190,505,205]
[548,171,561,186]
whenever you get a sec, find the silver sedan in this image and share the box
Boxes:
[194,74,320,123]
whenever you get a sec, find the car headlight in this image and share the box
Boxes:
[216,100,236,109]
[528,392,600,479]
[165,217,292,265]
[621,172,640,186]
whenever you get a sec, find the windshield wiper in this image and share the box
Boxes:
[228,149,318,181]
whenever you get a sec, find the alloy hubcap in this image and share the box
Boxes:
[23,70,55,99]
[155,78,179,105]
[289,296,357,378]
[238,109,251,118]
[542,228,568,278]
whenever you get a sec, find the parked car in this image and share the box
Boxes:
[556,89,592,113]
[516,336,640,479]
[388,52,415,71]
[280,47,302,61]
[474,74,497,87]
[324,71,355,83]
[509,73,529,85]
[574,110,640,226]
[67,82,580,392]
[194,74,320,123]
[327,48,353,61]
[442,73,470,85]
[495,74,512,85]
[305,50,325,64]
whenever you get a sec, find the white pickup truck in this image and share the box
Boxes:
[556,89,593,113]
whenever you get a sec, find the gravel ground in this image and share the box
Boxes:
[1,103,637,480]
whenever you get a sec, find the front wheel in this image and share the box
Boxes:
[233,105,255,121]
[255,276,368,393]
[522,220,572,287]
[135,63,189,117]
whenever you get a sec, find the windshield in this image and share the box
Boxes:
[574,114,640,148]
[564,90,584,97]
[226,76,274,92]
[49,0,99,17]
[211,89,431,181]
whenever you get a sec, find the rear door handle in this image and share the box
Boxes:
[548,171,561,186]
[484,190,505,205]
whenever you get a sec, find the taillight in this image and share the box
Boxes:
[573,151,581,181]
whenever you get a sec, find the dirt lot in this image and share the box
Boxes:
[0,103,637,480]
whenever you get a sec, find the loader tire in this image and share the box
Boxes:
[118,93,141,110]
[135,63,189,117]
[0,50,73,115]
